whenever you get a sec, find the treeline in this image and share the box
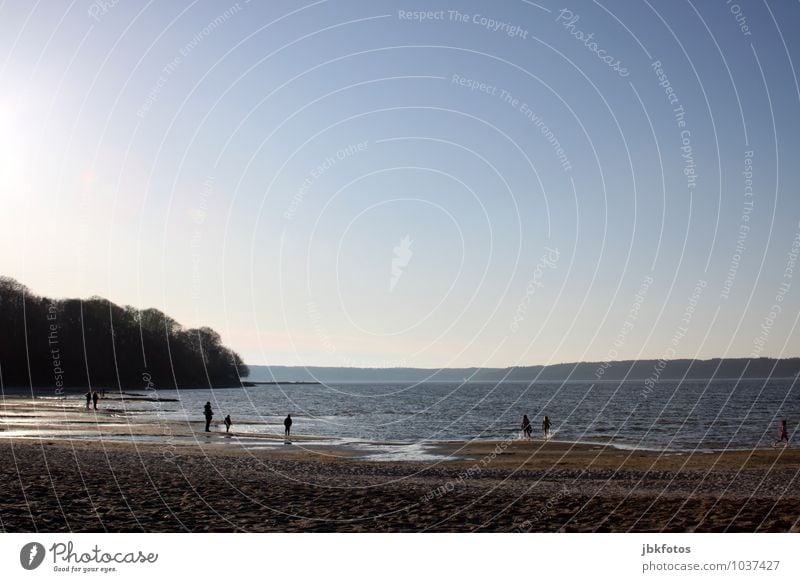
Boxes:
[0,277,248,390]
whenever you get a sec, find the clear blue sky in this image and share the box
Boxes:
[1,0,799,368]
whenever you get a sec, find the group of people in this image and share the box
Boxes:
[202,402,293,441]
[518,414,790,447]
[84,390,102,410]
[203,402,233,432]
[199,402,788,448]
[521,414,551,440]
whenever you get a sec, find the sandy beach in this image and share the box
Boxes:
[1,396,798,532]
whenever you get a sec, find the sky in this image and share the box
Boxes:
[1,0,799,368]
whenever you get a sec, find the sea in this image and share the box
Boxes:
[145,378,797,452]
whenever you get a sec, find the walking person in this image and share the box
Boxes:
[773,419,789,447]
[92,391,99,410]
[85,391,91,410]
[542,415,552,440]
[284,414,292,443]
[224,414,232,433]
[203,401,213,432]
[521,414,532,439]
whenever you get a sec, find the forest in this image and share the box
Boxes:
[0,277,248,390]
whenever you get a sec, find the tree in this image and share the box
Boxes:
[0,277,248,389]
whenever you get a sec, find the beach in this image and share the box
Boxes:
[1,396,798,532]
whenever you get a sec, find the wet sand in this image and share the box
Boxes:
[1,396,799,532]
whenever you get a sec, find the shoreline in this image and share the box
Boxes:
[0,394,792,457]
[2,395,798,532]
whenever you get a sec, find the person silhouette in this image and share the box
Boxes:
[773,419,789,447]
[224,414,232,433]
[92,391,99,410]
[203,402,213,432]
[542,415,552,439]
[85,391,91,410]
[284,414,292,441]
[521,414,532,439]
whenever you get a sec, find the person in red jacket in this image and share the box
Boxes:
[773,419,789,447]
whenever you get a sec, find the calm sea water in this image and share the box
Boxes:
[148,379,798,452]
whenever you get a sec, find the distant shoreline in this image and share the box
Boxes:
[4,357,799,390]
[247,357,800,384]
[242,381,322,386]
